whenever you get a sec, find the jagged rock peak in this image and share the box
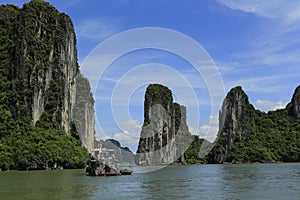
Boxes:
[208,86,255,163]
[207,85,300,164]
[220,86,254,137]
[224,86,249,104]
[136,84,192,165]
[291,85,300,117]
[143,84,173,124]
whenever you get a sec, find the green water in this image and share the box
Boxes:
[0,163,300,200]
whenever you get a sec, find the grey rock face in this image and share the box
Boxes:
[72,74,95,152]
[16,2,78,132]
[291,86,300,117]
[208,86,254,163]
[2,1,95,152]
[136,84,192,165]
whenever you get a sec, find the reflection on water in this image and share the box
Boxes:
[0,163,300,200]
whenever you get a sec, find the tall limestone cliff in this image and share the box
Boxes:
[208,85,300,163]
[0,0,94,152]
[135,84,193,165]
[72,74,95,152]
[208,86,255,163]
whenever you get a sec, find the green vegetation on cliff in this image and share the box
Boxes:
[209,86,300,163]
[228,108,300,162]
[184,136,207,164]
[0,106,88,170]
[0,1,77,123]
[143,84,173,126]
[0,1,89,170]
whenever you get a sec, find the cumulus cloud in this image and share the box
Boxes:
[113,131,140,147]
[111,120,142,151]
[196,115,219,143]
[187,115,220,158]
[217,0,300,25]
[76,19,118,40]
[226,75,286,94]
[217,0,300,69]
[214,0,300,107]
[255,100,287,112]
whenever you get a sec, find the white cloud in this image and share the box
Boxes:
[219,0,300,38]
[119,120,142,133]
[217,0,300,24]
[226,75,286,94]
[76,19,119,40]
[217,0,300,69]
[113,131,140,147]
[108,63,204,108]
[216,64,235,72]
[211,0,300,106]
[286,6,300,25]
[255,100,287,112]
[195,115,219,143]
[111,120,142,151]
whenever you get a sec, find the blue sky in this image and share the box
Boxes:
[3,0,300,152]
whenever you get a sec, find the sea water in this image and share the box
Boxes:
[0,163,299,199]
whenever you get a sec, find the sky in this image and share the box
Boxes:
[3,0,300,152]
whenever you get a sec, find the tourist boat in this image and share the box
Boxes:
[86,159,120,176]
[86,143,133,176]
[120,165,133,175]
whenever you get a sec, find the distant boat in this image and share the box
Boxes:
[120,165,133,175]
[85,145,132,176]
[86,159,120,176]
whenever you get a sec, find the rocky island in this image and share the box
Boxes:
[208,85,300,163]
[135,84,300,165]
[0,0,94,170]
[135,84,193,165]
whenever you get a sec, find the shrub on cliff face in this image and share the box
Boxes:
[143,84,173,125]
[0,117,88,171]
[184,136,207,164]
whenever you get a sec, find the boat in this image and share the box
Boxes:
[86,159,120,176]
[85,142,132,176]
[120,165,133,175]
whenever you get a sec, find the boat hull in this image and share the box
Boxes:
[86,160,121,176]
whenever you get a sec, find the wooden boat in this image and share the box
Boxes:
[86,159,120,176]
[120,165,133,175]
[120,168,133,175]
[86,144,132,176]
